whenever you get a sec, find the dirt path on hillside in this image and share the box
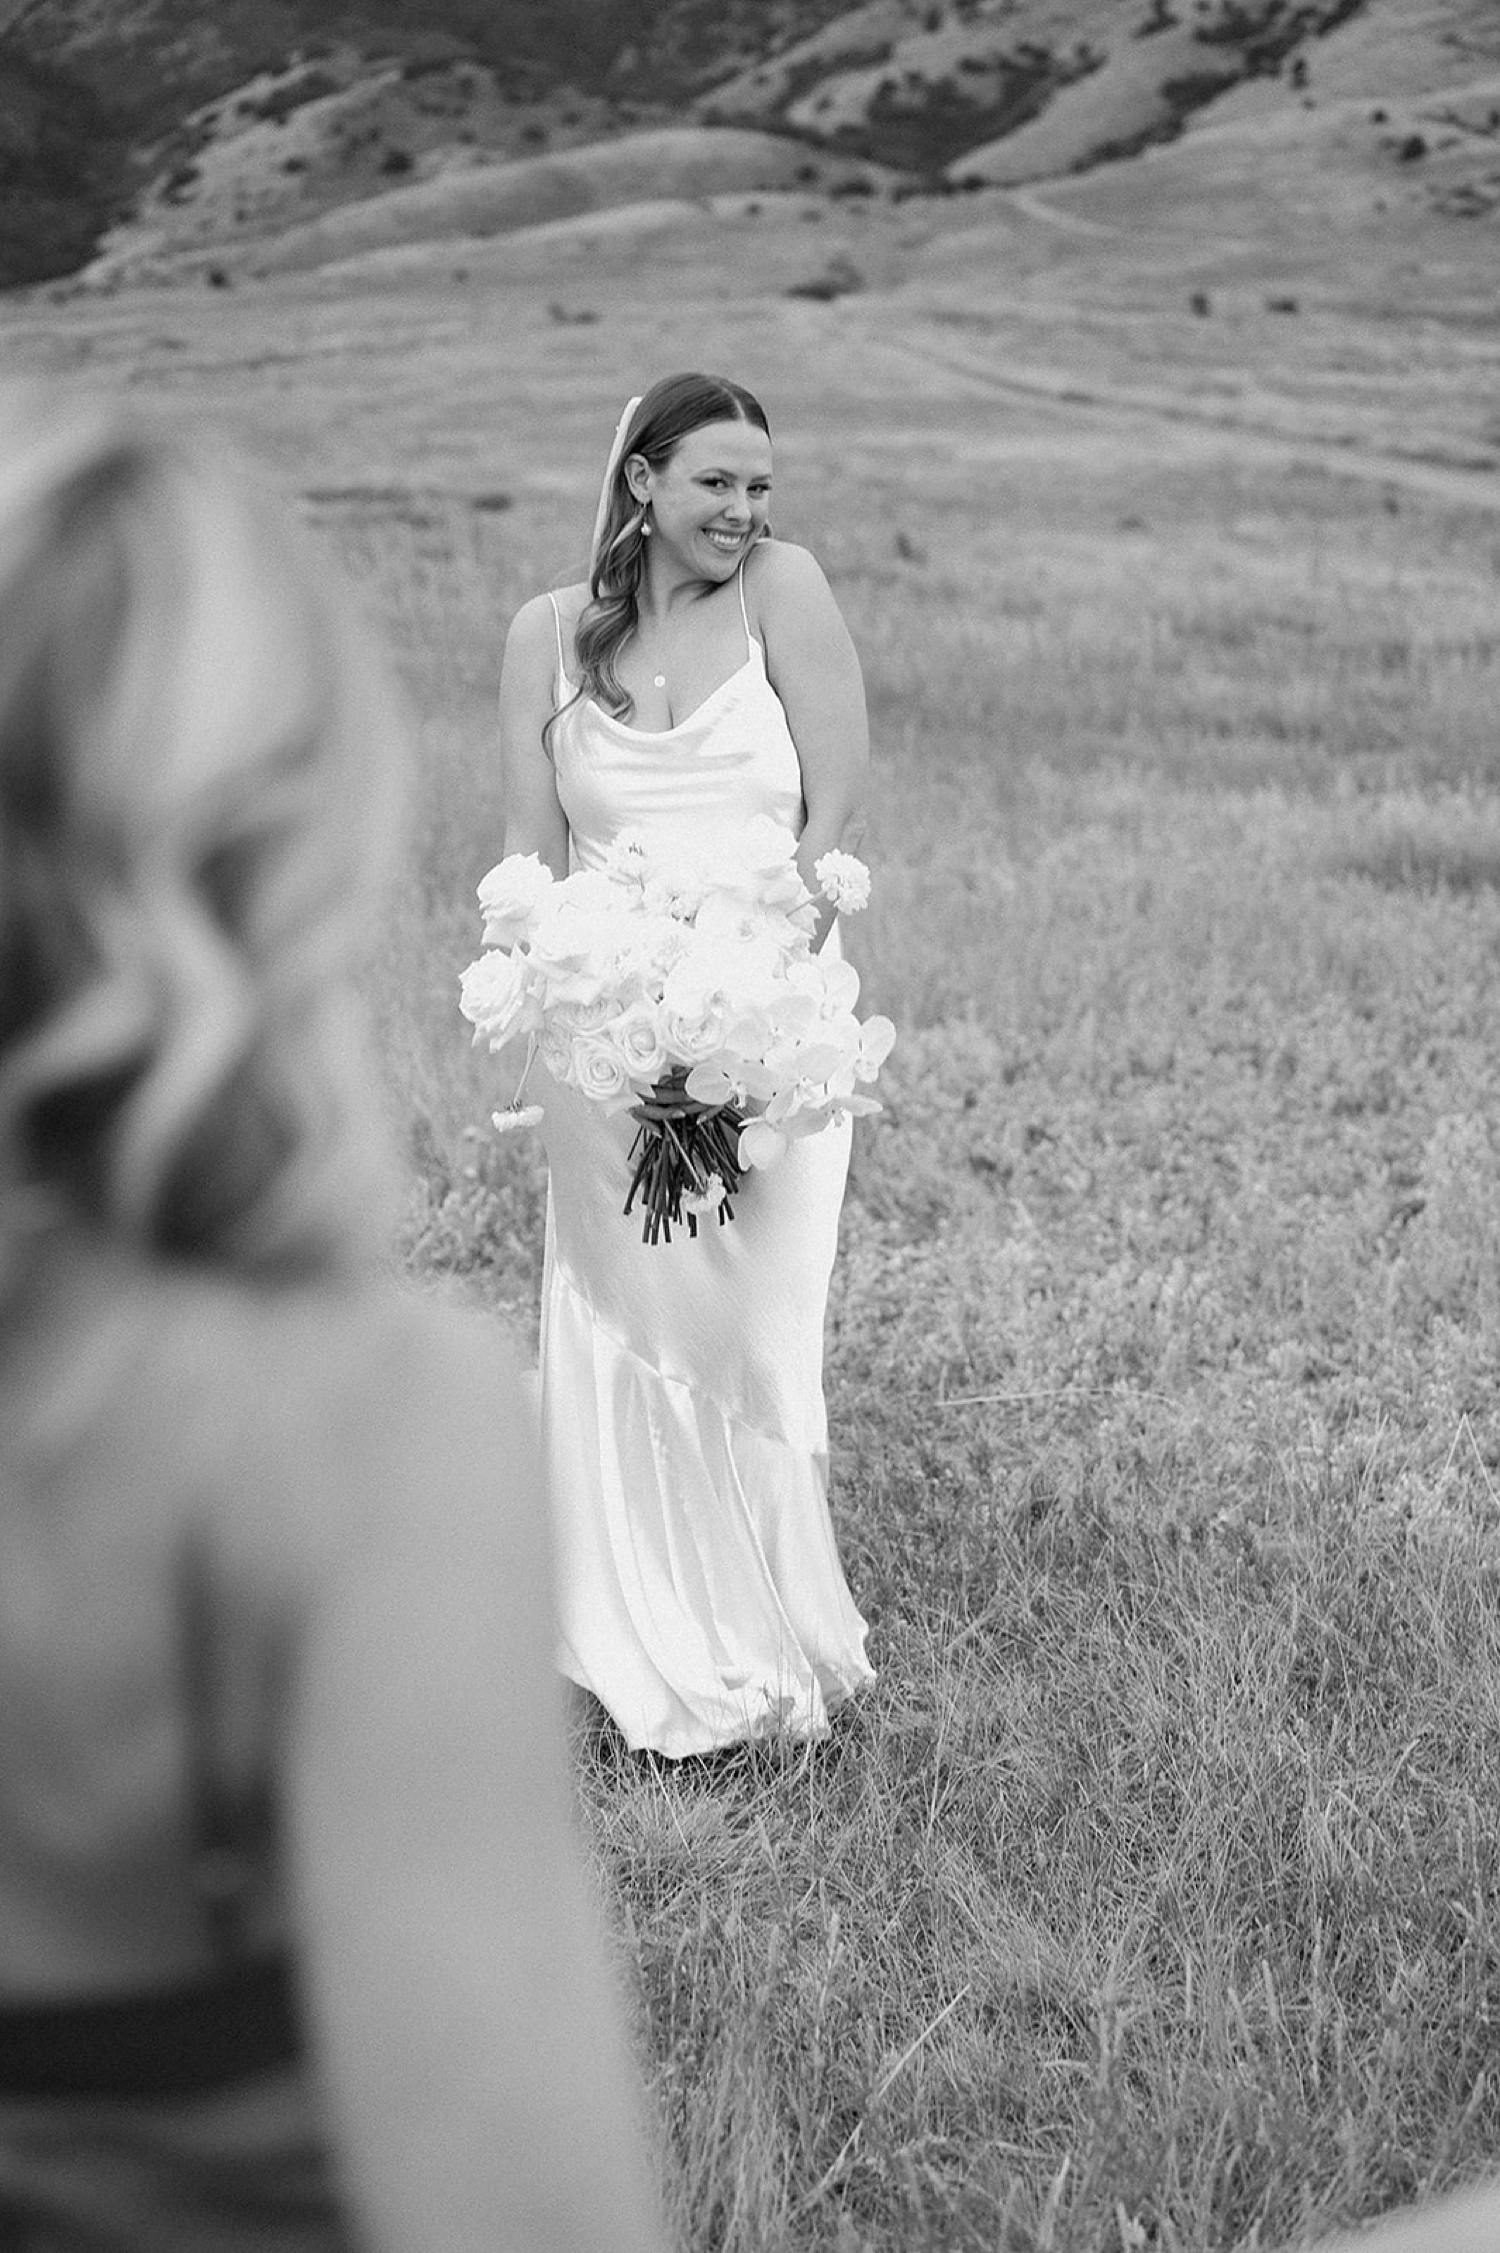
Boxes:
[878,328,1500,514]
[1001,185,1121,237]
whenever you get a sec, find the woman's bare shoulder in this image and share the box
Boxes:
[508,579,584,639]
[506,583,589,674]
[743,540,839,640]
[745,539,831,605]
[513,580,589,628]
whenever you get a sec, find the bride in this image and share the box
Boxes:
[497,371,877,1759]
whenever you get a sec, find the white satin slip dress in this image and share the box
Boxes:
[537,565,874,1758]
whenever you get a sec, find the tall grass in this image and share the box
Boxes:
[338,449,1500,2249]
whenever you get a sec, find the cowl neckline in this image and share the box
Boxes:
[584,640,763,741]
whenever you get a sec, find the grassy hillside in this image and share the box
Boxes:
[325,249,1500,2248]
[124,128,896,287]
[0,0,663,285]
[696,0,1370,172]
[0,0,1391,287]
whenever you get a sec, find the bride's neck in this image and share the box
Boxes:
[636,554,716,625]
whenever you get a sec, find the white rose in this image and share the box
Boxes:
[609,1004,669,1083]
[458,949,536,1051]
[573,1035,632,1108]
[477,852,554,948]
[553,994,618,1036]
[526,906,622,1008]
[661,1004,728,1063]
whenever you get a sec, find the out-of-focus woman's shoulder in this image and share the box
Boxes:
[8,1238,528,1620]
[200,1270,529,1602]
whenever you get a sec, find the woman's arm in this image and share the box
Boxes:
[498,594,572,878]
[278,1303,668,2253]
[754,542,869,951]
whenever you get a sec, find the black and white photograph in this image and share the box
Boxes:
[2,3,1499,2248]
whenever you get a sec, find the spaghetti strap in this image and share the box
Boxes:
[736,558,752,659]
[547,590,568,685]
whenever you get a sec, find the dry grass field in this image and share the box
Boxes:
[7,46,1500,2242]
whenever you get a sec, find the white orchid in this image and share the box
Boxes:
[856,1015,897,1079]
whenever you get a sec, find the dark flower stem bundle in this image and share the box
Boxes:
[624,1068,745,1245]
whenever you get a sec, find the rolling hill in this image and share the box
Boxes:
[1,0,1496,291]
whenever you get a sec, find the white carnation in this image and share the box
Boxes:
[814,850,872,914]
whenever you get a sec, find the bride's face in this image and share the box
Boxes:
[632,419,773,580]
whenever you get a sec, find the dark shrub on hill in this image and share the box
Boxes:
[242,68,339,124]
[0,40,127,288]
[277,0,640,91]
[855,39,1103,173]
[1192,0,1370,80]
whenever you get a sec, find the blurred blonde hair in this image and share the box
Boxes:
[0,384,405,1292]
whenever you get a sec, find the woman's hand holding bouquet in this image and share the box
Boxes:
[458,816,894,1243]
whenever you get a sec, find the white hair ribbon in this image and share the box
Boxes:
[589,393,643,574]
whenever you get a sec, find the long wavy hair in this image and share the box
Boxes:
[545,371,771,752]
[0,386,406,1303]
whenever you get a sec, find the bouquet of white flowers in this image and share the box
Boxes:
[458,815,894,1244]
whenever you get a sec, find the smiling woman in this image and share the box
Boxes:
[548,375,776,751]
[491,370,878,1760]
